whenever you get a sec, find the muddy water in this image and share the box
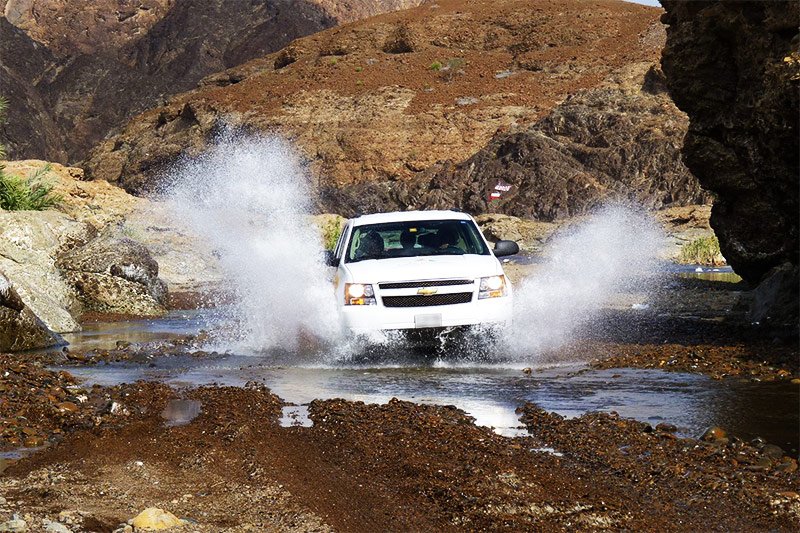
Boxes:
[58,310,798,453]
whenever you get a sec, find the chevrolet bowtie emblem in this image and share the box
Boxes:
[417,288,438,295]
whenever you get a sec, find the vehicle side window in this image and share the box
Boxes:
[333,222,350,260]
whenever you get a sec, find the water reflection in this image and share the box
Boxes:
[60,357,799,453]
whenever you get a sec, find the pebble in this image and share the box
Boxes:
[791,378,800,384]
[0,517,27,532]
[130,508,185,530]
[56,402,79,413]
[522,368,532,375]
[43,520,72,533]
[774,458,798,473]
[700,426,727,441]
[761,444,785,459]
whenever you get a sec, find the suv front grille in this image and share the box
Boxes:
[379,279,473,290]
[382,292,473,308]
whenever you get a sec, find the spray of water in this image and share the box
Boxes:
[506,205,663,358]
[165,132,341,352]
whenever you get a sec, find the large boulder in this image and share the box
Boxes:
[57,236,168,316]
[0,271,62,351]
[661,0,799,327]
[0,210,94,332]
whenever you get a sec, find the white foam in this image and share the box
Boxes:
[164,132,341,352]
[506,205,663,357]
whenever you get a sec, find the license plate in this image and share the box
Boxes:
[415,314,442,328]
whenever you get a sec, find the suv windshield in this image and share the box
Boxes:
[345,219,490,263]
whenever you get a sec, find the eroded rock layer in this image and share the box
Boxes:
[82,0,665,197]
[0,0,422,163]
[661,0,799,326]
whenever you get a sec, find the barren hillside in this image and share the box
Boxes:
[83,0,666,199]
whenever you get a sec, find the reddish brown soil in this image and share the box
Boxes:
[1,381,798,532]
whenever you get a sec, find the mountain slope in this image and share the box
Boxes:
[83,0,666,197]
[0,0,422,162]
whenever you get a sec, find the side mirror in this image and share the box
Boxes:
[323,250,339,267]
[493,240,519,257]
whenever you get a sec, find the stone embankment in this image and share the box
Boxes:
[0,162,168,350]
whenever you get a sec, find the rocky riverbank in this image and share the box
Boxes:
[0,369,798,532]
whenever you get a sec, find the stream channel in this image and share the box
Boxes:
[51,296,798,454]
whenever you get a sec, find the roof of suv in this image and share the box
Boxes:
[350,210,472,226]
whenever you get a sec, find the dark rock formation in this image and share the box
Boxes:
[57,236,168,316]
[661,0,799,327]
[0,0,422,163]
[325,63,708,218]
[0,272,62,351]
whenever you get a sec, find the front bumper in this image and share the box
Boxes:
[340,296,513,333]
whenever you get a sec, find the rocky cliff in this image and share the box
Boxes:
[0,0,422,163]
[82,0,666,197]
[371,62,710,219]
[661,0,799,326]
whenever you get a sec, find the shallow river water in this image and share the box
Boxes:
[55,306,798,454]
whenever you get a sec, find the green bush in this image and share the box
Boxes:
[0,164,63,211]
[679,235,726,266]
[429,61,442,71]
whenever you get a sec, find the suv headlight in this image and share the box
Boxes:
[478,275,507,299]
[345,283,376,305]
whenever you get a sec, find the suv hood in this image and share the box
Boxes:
[343,255,504,284]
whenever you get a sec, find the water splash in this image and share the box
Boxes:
[506,205,663,357]
[164,133,341,352]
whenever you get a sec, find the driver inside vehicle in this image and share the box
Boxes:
[354,231,385,260]
[437,227,463,253]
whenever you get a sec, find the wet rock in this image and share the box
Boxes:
[655,423,678,433]
[761,444,786,460]
[57,236,167,316]
[700,426,727,442]
[0,272,63,351]
[129,508,186,530]
[56,402,79,413]
[775,458,798,474]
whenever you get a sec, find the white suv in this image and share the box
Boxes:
[325,210,518,334]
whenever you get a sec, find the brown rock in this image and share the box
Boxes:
[56,402,79,413]
[661,0,799,326]
[700,426,727,442]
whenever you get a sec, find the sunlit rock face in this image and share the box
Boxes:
[660,0,799,326]
[0,271,63,351]
[0,0,423,163]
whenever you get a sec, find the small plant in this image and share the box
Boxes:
[354,66,363,73]
[0,164,63,211]
[429,61,442,71]
[319,216,345,251]
[328,57,338,66]
[679,235,726,266]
